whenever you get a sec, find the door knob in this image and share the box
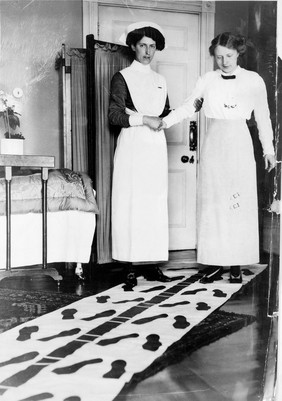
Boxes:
[181,155,189,163]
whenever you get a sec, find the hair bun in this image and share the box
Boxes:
[209,32,247,56]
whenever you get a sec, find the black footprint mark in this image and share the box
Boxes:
[0,352,39,367]
[19,392,53,400]
[98,333,139,346]
[103,360,126,378]
[168,276,186,281]
[17,326,39,341]
[159,301,190,308]
[213,289,227,298]
[173,315,190,329]
[143,334,162,351]
[82,309,116,321]
[53,358,103,374]
[113,298,144,304]
[242,269,255,276]
[182,288,207,295]
[39,328,80,342]
[61,309,77,320]
[132,313,168,325]
[96,295,110,303]
[122,283,135,292]
[196,302,211,311]
[0,364,46,387]
[141,285,166,293]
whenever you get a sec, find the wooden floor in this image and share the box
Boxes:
[0,250,278,401]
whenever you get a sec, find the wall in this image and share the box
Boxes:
[0,0,278,171]
[215,1,249,39]
[0,0,83,167]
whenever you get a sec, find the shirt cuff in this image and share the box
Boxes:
[129,114,144,126]
[162,113,175,129]
[263,147,275,156]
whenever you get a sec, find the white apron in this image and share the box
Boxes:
[197,119,259,266]
[111,62,168,262]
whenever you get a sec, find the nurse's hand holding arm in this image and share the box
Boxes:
[265,154,276,172]
[143,116,162,130]
[158,96,203,131]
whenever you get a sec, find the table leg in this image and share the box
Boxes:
[5,166,12,271]
[42,167,48,269]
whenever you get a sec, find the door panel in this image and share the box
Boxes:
[98,6,200,250]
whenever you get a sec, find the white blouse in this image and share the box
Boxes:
[163,66,274,155]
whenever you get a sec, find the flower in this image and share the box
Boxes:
[0,90,25,139]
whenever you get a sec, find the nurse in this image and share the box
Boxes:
[161,32,276,283]
[109,22,172,287]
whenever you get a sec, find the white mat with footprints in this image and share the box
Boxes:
[0,264,266,401]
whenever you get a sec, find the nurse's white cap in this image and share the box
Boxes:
[119,21,165,46]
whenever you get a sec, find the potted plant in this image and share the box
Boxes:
[0,90,25,155]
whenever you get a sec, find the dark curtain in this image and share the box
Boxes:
[70,49,88,173]
[87,36,133,264]
[247,2,279,316]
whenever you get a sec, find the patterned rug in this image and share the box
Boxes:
[0,264,266,401]
[0,288,86,334]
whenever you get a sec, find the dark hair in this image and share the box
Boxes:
[126,26,165,51]
[209,32,247,56]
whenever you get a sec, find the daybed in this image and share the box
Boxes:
[0,167,98,280]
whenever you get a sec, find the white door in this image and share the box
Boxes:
[97,5,201,250]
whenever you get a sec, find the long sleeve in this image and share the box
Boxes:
[162,76,204,128]
[108,72,144,128]
[108,72,131,128]
[160,95,171,118]
[253,75,275,156]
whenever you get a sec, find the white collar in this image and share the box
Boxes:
[131,59,152,73]
[219,65,242,77]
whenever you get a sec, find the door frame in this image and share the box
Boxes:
[82,0,215,249]
[82,1,215,75]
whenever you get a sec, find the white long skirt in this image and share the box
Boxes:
[111,125,169,263]
[197,119,259,266]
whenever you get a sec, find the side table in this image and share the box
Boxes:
[0,155,63,284]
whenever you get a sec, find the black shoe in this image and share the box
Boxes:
[122,271,138,291]
[199,266,223,283]
[144,266,172,282]
[125,271,137,287]
[229,265,242,283]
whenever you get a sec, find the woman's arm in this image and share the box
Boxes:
[253,75,275,155]
[109,72,162,130]
[253,74,276,171]
[160,95,171,118]
[161,76,204,129]
[108,72,131,128]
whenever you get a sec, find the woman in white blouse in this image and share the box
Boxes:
[161,32,276,283]
[109,22,172,288]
